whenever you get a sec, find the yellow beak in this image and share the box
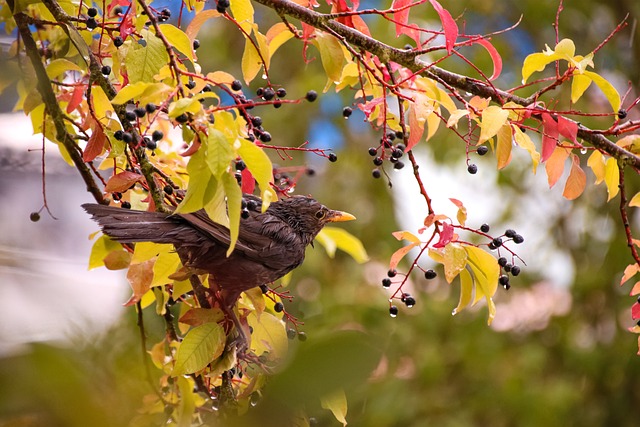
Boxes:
[327,210,356,222]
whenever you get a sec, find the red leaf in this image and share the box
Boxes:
[632,302,640,320]
[541,113,559,163]
[474,37,502,81]
[118,10,135,40]
[391,0,421,45]
[557,115,578,143]
[66,84,85,114]
[105,171,144,193]
[241,168,256,194]
[429,0,458,53]
[433,222,454,249]
[83,124,106,162]
[406,105,425,151]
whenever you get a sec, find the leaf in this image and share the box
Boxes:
[571,73,592,104]
[391,0,420,44]
[151,251,182,287]
[125,259,155,306]
[632,302,640,320]
[443,243,468,284]
[83,123,106,162]
[125,29,169,84]
[587,150,606,184]
[392,230,421,244]
[179,308,225,327]
[630,281,640,296]
[230,0,254,33]
[316,227,369,263]
[237,139,277,210]
[447,109,469,128]
[541,113,559,163]
[241,27,269,84]
[495,124,513,169]
[206,127,233,178]
[629,192,640,207]
[103,250,131,270]
[464,246,499,307]
[111,81,151,105]
[545,146,571,188]
[604,157,620,201]
[620,263,639,286]
[158,24,194,63]
[321,389,348,426]
[450,198,467,226]
[433,222,454,249]
[478,106,509,144]
[521,39,575,83]
[474,36,502,81]
[222,172,242,255]
[562,154,586,200]
[185,10,221,41]
[583,71,621,112]
[175,148,217,214]
[89,235,123,269]
[172,323,225,376]
[104,171,143,192]
[45,58,82,78]
[452,268,473,315]
[315,32,345,83]
[513,125,540,173]
[388,241,420,271]
[429,0,458,53]
[407,104,425,150]
[267,23,295,58]
[557,115,578,143]
[246,311,288,359]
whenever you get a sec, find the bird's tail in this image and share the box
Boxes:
[82,203,193,244]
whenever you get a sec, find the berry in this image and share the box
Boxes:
[259,131,272,143]
[498,257,507,267]
[386,132,396,142]
[395,143,406,153]
[618,109,628,120]
[86,17,97,30]
[403,296,416,308]
[467,163,478,174]
[192,39,200,50]
[217,0,230,11]
[163,185,174,195]
[255,87,263,97]
[504,263,512,273]
[382,278,392,288]
[395,131,404,140]
[125,111,136,121]
[499,275,510,287]
[185,80,196,89]
[373,157,383,166]
[262,87,275,100]
[305,90,318,102]
[273,101,282,109]
[231,80,242,91]
[393,161,405,170]
[113,6,123,16]
[241,208,250,219]
[235,172,242,183]
[122,132,133,143]
[145,103,157,114]
[392,148,404,158]
[113,36,124,47]
[274,302,284,313]
[488,242,497,250]
[505,229,517,238]
[175,113,188,123]
[513,234,524,244]
[101,65,111,76]
[30,212,40,222]
[112,192,122,201]
[372,168,381,179]
[342,107,353,118]
[113,130,124,140]
[298,331,307,341]
[134,107,146,118]
[476,145,488,156]
[202,84,213,92]
[387,269,397,278]
[259,284,268,294]
[389,306,399,317]
[306,168,316,176]
[235,160,246,171]
[328,153,338,162]
[492,237,503,248]
[287,328,297,340]
[121,201,131,209]
[424,269,437,280]
[368,147,378,156]
[276,88,287,98]
[146,139,157,150]
[160,8,171,19]
[250,117,263,128]
[511,266,521,276]
[480,223,490,233]
[87,7,98,17]
[152,130,163,141]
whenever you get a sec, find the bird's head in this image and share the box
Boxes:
[269,195,355,245]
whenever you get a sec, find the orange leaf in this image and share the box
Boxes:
[407,105,425,150]
[392,230,421,243]
[83,124,106,162]
[545,146,571,188]
[630,281,640,296]
[496,124,512,169]
[105,171,144,193]
[125,259,155,306]
[389,241,420,271]
[620,263,640,286]
[562,154,586,200]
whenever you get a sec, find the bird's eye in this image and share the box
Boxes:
[315,209,326,219]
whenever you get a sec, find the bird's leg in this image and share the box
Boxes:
[207,277,249,354]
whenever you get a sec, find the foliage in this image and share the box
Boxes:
[2,0,640,425]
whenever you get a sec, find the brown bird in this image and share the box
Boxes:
[83,195,354,344]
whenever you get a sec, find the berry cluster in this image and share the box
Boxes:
[480,224,525,289]
[381,267,425,317]
[369,131,407,179]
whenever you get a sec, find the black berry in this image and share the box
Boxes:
[202,84,213,92]
[342,107,353,118]
[382,278,392,288]
[403,296,416,308]
[499,275,510,287]
[373,157,383,166]
[504,263,512,273]
[387,269,397,278]
[125,111,136,121]
[113,130,124,140]
[372,168,381,179]
[121,201,131,209]
[287,329,297,340]
[152,130,163,141]
[305,90,318,102]
[259,284,268,294]
[389,306,399,317]
[467,164,478,174]
[393,161,405,170]
[618,109,628,120]
[86,17,97,29]
[505,229,517,238]
[185,80,196,89]
[134,107,146,118]
[498,257,507,267]
[192,39,200,50]
[231,80,242,91]
[328,153,338,162]
[175,113,188,123]
[392,148,404,158]
[113,36,124,47]
[273,101,282,109]
[476,145,488,156]
[235,160,246,171]
[276,88,287,98]
[395,131,404,140]
[511,266,521,276]
[492,237,503,248]
[368,147,378,156]
[274,302,284,313]
[424,269,437,280]
[101,65,111,76]
[87,7,98,17]
[241,208,250,219]
[163,185,174,195]
[262,87,275,100]
[145,139,157,150]
[145,103,157,114]
[480,223,490,233]
[298,331,307,341]
[122,132,133,143]
[259,131,272,143]
[513,234,524,244]
[30,212,40,222]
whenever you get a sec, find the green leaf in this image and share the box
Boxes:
[583,71,621,112]
[125,29,169,84]
[206,127,234,178]
[316,227,369,264]
[168,97,203,119]
[172,323,225,376]
[176,376,197,426]
[158,24,194,63]
[237,139,277,210]
[321,389,348,426]
[221,172,242,255]
[176,148,217,214]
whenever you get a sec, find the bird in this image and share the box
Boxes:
[82,194,355,347]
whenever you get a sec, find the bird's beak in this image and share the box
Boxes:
[327,210,356,222]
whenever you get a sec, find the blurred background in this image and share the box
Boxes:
[1,0,640,425]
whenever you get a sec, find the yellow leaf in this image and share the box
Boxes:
[496,124,512,169]
[91,85,120,128]
[111,82,152,105]
[443,243,468,284]
[604,157,620,201]
[587,150,606,184]
[464,246,499,303]
[185,10,220,41]
[247,311,288,359]
[315,32,345,84]
[521,52,560,83]
[571,73,592,104]
[158,24,194,63]
[316,227,369,263]
[152,251,181,287]
[230,0,254,33]
[241,26,269,84]
[447,109,469,128]
[132,241,171,264]
[266,23,294,59]
[453,268,473,315]
[171,323,225,376]
[513,125,540,173]
[584,71,621,112]
[387,241,420,271]
[629,192,640,207]
[450,198,467,226]
[88,235,123,269]
[478,106,509,144]
[222,171,242,255]
[45,58,82,78]
[321,389,348,427]
[486,297,496,325]
[562,153,586,200]
[237,139,277,209]
[554,38,576,57]
[392,230,421,243]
